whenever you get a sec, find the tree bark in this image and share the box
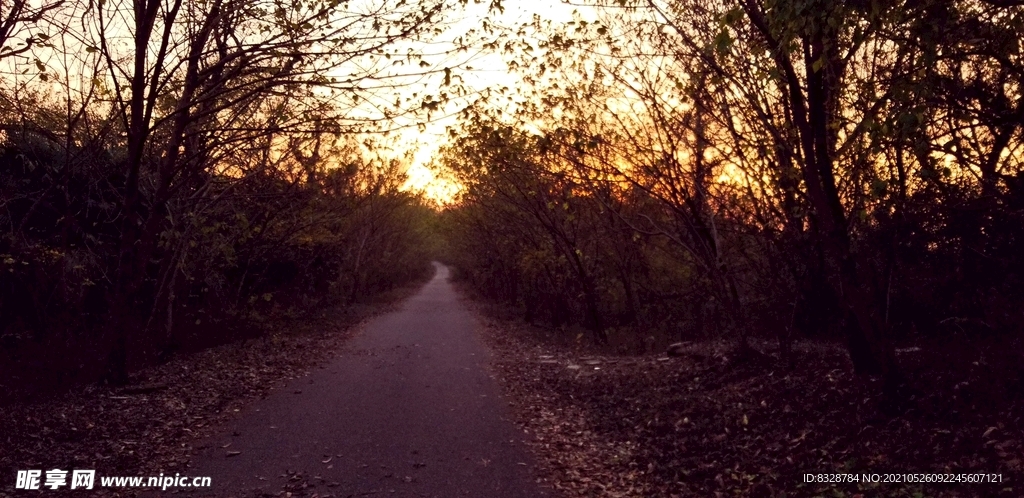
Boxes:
[742,1,899,384]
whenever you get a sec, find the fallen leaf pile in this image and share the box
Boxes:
[480,315,1024,497]
[0,287,417,497]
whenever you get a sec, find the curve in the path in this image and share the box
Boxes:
[189,263,546,498]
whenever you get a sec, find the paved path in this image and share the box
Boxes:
[189,263,546,497]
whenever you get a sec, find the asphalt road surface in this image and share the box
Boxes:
[189,263,546,497]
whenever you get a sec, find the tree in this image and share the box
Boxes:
[80,0,474,382]
[2,0,486,386]
[443,118,611,342]
[0,0,62,61]
[442,0,1024,393]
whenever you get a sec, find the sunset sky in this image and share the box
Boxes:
[389,0,596,204]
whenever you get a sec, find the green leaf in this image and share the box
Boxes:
[713,30,732,55]
[870,179,887,198]
[722,7,744,26]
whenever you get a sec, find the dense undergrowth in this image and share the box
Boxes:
[1,124,439,402]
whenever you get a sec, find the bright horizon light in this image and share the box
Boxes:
[391,1,597,206]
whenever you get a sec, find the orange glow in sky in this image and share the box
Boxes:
[393,1,595,205]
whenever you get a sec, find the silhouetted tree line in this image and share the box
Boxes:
[0,105,435,395]
[0,0,457,394]
[440,0,1023,390]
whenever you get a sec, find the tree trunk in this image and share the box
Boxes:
[581,279,607,344]
[741,5,900,384]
